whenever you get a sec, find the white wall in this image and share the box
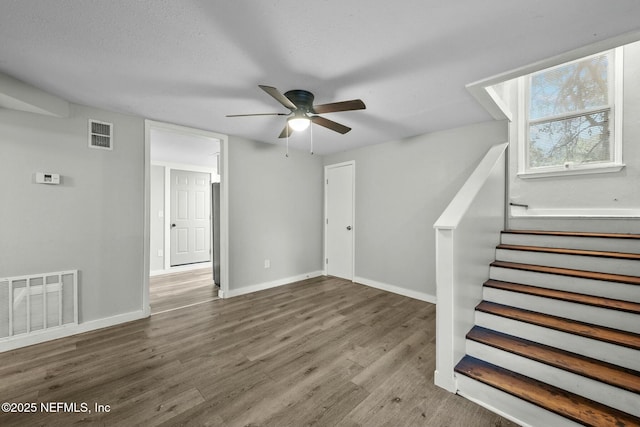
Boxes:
[507,41,640,215]
[227,136,324,293]
[323,120,508,299]
[0,103,145,322]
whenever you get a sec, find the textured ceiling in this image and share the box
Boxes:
[1,0,640,154]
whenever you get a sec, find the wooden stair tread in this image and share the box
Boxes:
[476,301,640,350]
[504,229,640,240]
[467,326,640,394]
[484,279,640,315]
[497,243,640,260]
[455,355,640,427]
[491,260,640,286]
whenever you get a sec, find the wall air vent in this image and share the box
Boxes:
[88,119,113,150]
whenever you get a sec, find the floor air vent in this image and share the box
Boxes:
[88,119,113,150]
[0,270,78,339]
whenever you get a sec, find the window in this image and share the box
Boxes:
[520,48,623,177]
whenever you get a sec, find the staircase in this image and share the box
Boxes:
[454,230,640,427]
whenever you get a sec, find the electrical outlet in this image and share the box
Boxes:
[264,259,270,269]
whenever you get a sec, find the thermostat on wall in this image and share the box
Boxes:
[36,172,61,184]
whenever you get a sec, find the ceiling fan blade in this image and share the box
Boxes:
[226,113,289,117]
[278,123,294,138]
[312,99,366,114]
[310,116,351,134]
[259,85,297,110]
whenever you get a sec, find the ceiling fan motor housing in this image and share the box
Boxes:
[284,89,315,112]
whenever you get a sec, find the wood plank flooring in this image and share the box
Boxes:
[150,267,218,314]
[0,276,517,426]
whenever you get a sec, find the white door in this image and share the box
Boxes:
[325,162,354,280]
[170,169,211,266]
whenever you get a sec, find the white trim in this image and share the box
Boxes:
[613,44,624,165]
[517,163,625,179]
[323,161,356,280]
[219,136,229,298]
[143,123,152,315]
[354,276,436,304]
[0,309,147,353]
[225,271,323,298]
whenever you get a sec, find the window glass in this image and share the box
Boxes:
[526,51,616,172]
[529,111,610,167]
[529,54,608,120]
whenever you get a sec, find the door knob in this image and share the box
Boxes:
[346,226,352,230]
[171,223,176,228]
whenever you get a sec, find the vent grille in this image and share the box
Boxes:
[0,270,78,339]
[88,120,113,150]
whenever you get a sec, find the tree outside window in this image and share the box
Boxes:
[525,51,619,172]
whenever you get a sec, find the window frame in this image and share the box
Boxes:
[517,47,624,178]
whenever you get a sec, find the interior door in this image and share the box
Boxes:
[325,162,354,280]
[170,169,211,266]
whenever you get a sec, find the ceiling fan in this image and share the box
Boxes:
[226,85,366,138]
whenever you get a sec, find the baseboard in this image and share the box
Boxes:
[225,271,324,298]
[354,276,437,304]
[0,309,148,353]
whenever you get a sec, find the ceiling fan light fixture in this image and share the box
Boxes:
[228,85,365,138]
[288,115,310,132]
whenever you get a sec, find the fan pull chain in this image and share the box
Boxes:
[285,126,289,158]
[310,122,314,155]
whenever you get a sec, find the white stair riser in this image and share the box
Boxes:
[466,340,640,417]
[508,219,640,235]
[501,234,640,255]
[483,287,640,334]
[476,311,640,371]
[489,267,640,303]
[456,374,582,427]
[495,249,640,276]
[489,266,640,303]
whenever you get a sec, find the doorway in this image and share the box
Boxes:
[144,120,229,315]
[324,161,355,280]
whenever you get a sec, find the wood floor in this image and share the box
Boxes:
[150,267,218,314]
[0,276,517,426]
